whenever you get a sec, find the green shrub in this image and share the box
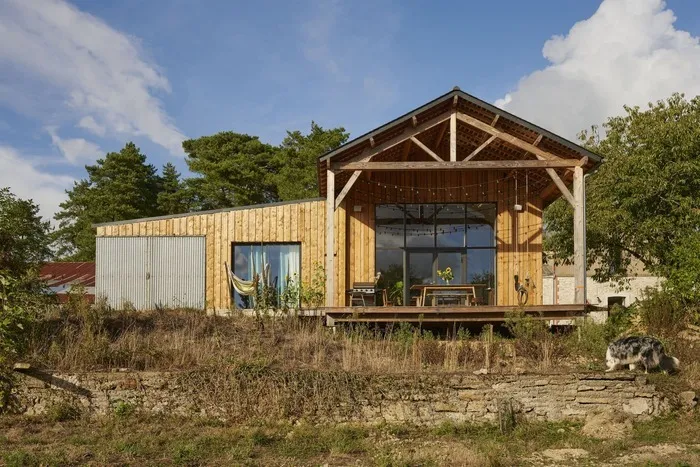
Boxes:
[113,400,136,418]
[47,399,82,422]
[638,288,689,336]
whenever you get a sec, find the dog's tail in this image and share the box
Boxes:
[661,354,680,371]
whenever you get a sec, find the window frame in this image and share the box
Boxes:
[375,202,497,305]
[231,241,302,309]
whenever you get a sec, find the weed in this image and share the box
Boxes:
[3,451,38,467]
[113,400,136,418]
[46,400,82,422]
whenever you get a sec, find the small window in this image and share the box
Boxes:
[607,296,625,309]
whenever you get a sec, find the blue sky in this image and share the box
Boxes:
[2,0,700,220]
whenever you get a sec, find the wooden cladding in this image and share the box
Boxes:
[342,170,543,307]
[96,168,543,310]
[96,200,327,310]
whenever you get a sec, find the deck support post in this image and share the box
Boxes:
[326,169,335,307]
[573,166,586,305]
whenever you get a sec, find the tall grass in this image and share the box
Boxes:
[20,290,700,390]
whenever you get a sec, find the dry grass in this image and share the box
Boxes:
[19,306,700,392]
[1,412,699,466]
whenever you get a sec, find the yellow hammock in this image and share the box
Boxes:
[224,261,259,296]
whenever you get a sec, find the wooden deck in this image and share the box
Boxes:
[324,304,587,325]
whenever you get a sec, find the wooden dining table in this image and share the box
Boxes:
[409,284,487,307]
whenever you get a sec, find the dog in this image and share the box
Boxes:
[605,336,680,373]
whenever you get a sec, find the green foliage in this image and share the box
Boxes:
[0,188,52,276]
[0,271,45,362]
[53,142,162,260]
[271,122,349,201]
[300,262,326,310]
[113,400,136,418]
[638,288,692,335]
[47,399,82,422]
[545,93,700,302]
[183,132,280,209]
[279,273,301,315]
[157,162,191,215]
[388,280,404,306]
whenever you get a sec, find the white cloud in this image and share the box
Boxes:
[0,145,73,222]
[301,0,344,79]
[495,0,700,139]
[0,0,185,155]
[77,116,106,137]
[46,127,102,164]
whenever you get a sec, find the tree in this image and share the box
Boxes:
[0,188,51,276]
[157,163,190,215]
[183,132,280,209]
[544,93,700,301]
[54,142,162,260]
[271,122,349,201]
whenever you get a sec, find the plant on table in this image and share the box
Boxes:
[437,267,453,285]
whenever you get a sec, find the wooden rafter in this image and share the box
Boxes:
[332,160,584,171]
[343,111,452,164]
[410,136,443,162]
[463,135,497,162]
[455,112,587,205]
[334,148,376,209]
[401,139,412,161]
[456,112,563,161]
[335,171,362,209]
[434,120,449,150]
[547,171,575,207]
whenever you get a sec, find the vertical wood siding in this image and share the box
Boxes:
[342,170,542,307]
[96,200,326,310]
[96,169,544,310]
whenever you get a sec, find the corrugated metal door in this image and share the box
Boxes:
[150,237,206,309]
[96,237,206,309]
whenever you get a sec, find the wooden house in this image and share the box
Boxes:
[94,88,601,323]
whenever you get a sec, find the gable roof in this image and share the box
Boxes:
[317,87,602,203]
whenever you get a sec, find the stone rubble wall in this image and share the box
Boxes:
[11,370,668,425]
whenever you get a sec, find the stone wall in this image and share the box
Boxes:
[11,369,669,425]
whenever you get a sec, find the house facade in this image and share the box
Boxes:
[94,88,601,319]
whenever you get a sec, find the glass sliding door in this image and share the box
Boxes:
[376,202,497,306]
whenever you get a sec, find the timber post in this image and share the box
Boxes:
[573,166,585,305]
[326,168,335,307]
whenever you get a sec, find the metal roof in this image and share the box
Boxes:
[40,262,95,288]
[92,197,324,228]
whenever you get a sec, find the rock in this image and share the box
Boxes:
[679,391,697,409]
[623,397,651,415]
[582,411,633,439]
[472,368,488,375]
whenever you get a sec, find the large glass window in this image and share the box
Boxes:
[375,203,497,305]
[232,243,300,309]
[405,204,435,247]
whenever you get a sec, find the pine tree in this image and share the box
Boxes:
[54,142,161,260]
[183,132,280,209]
[157,162,190,215]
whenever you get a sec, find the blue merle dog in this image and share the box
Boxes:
[605,336,680,373]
